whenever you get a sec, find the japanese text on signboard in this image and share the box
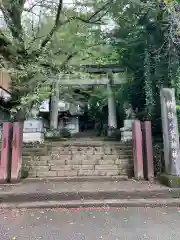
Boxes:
[167,100,178,162]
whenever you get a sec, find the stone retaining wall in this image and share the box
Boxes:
[22,141,133,178]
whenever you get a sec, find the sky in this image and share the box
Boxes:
[0,0,115,34]
[24,0,115,30]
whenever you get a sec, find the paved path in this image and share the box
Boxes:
[1,207,180,240]
[0,180,168,194]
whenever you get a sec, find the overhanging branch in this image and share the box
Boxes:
[40,0,63,50]
[87,0,112,22]
[62,0,113,25]
[60,52,78,69]
[38,0,113,53]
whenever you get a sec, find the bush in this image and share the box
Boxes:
[153,138,164,176]
[176,107,180,131]
[95,120,103,136]
[45,129,60,139]
[60,128,71,138]
[104,127,121,141]
[45,128,71,141]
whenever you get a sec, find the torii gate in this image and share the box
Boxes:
[49,64,127,133]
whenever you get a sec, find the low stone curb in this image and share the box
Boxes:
[21,176,128,183]
[0,189,180,203]
[1,198,180,209]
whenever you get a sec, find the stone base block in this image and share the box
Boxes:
[121,131,132,142]
[121,131,132,137]
[158,174,180,188]
[121,139,132,142]
[23,132,44,143]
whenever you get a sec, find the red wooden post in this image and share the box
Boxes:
[144,121,154,181]
[0,122,12,183]
[132,120,144,180]
[11,122,23,182]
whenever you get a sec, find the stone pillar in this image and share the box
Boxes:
[0,122,13,183]
[160,88,180,176]
[50,81,59,129]
[143,121,154,181]
[132,120,144,180]
[120,120,133,142]
[107,72,117,132]
[11,122,23,182]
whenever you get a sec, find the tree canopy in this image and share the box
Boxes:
[0,0,117,114]
[106,0,180,128]
[2,0,180,128]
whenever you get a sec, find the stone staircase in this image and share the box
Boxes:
[22,139,133,179]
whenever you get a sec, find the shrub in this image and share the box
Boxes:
[104,127,121,141]
[60,128,71,138]
[176,106,180,131]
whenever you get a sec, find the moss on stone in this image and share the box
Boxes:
[21,167,29,179]
[158,174,180,188]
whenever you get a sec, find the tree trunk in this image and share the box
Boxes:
[15,109,26,122]
[50,81,59,130]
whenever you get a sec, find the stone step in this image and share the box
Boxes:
[23,159,133,167]
[23,156,132,161]
[23,153,133,161]
[23,161,48,167]
[22,144,133,150]
[44,139,132,144]
[22,140,133,179]
[48,153,133,158]
[49,164,122,171]
[23,151,133,157]
[22,151,48,156]
[0,181,180,203]
[22,176,128,182]
[23,147,47,152]
[22,149,133,158]
[47,159,133,165]
[2,198,180,209]
[27,169,127,178]
[24,169,131,178]
[50,145,132,151]
[23,140,132,145]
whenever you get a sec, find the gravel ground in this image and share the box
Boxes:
[0,207,180,240]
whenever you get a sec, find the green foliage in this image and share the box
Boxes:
[45,126,71,140]
[176,105,180,131]
[104,127,121,141]
[153,140,164,176]
[0,0,117,113]
[106,0,180,130]
[45,128,71,141]
[60,128,72,138]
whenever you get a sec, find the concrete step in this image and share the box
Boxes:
[0,182,180,203]
[22,176,128,182]
[1,198,180,209]
[1,180,179,208]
